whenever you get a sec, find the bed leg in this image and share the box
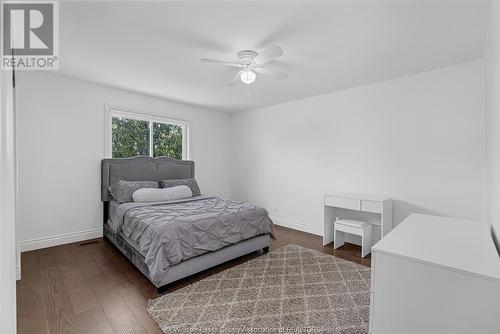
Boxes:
[262,246,269,254]
[157,284,169,294]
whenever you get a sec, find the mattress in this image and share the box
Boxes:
[104,221,270,288]
[109,196,273,285]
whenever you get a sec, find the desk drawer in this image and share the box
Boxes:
[325,196,360,210]
[361,200,382,213]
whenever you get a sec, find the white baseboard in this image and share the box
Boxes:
[20,228,103,252]
[270,215,323,236]
[16,266,20,281]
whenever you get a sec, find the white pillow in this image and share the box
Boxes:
[132,185,192,202]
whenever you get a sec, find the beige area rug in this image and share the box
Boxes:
[147,244,371,334]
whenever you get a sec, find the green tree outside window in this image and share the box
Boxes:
[153,122,183,159]
[111,116,184,159]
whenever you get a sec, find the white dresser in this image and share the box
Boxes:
[370,214,500,334]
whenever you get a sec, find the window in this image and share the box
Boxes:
[106,107,188,160]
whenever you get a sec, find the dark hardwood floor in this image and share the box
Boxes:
[16,225,370,334]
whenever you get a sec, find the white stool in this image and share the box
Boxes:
[334,219,372,257]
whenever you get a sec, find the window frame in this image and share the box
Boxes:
[104,105,189,160]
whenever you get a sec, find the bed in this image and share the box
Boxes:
[101,156,272,292]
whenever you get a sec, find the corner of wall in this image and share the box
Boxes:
[484,0,500,231]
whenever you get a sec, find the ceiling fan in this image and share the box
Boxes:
[201,45,288,86]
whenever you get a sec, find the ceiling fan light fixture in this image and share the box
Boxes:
[240,70,256,85]
[201,45,286,86]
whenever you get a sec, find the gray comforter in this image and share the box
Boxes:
[110,196,273,284]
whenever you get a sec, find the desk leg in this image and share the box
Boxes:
[323,206,336,245]
[362,227,372,257]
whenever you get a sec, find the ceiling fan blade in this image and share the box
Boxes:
[253,45,283,65]
[255,67,288,79]
[228,70,243,86]
[200,59,242,68]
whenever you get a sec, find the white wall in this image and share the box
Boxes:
[485,2,500,236]
[16,59,486,248]
[231,61,484,235]
[16,72,231,250]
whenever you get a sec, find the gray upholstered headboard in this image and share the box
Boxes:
[101,156,195,202]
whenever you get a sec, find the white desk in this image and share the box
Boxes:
[323,192,392,247]
[370,214,500,334]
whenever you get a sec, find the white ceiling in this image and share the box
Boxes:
[59,1,491,112]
